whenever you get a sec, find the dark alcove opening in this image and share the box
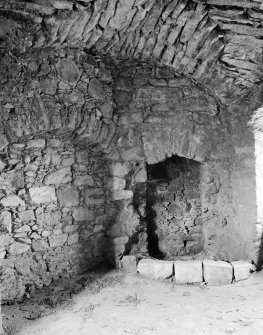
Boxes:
[146,155,203,260]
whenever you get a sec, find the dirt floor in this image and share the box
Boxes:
[2,267,263,335]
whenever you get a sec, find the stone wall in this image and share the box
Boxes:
[0,41,261,302]
[0,136,108,302]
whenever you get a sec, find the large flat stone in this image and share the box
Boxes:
[29,186,57,203]
[137,259,173,280]
[231,261,255,281]
[174,260,203,284]
[203,260,233,285]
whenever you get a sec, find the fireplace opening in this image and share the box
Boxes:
[146,155,203,260]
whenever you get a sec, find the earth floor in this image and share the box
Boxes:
[2,267,263,335]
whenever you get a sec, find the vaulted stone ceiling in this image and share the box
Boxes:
[1,0,263,95]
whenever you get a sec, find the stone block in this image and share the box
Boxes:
[88,78,105,99]
[112,236,129,245]
[134,167,147,183]
[9,242,31,255]
[57,187,79,207]
[112,190,133,200]
[85,188,105,204]
[0,211,12,232]
[32,239,49,251]
[0,233,13,248]
[68,232,79,245]
[0,195,25,208]
[44,167,72,186]
[29,186,57,203]
[18,210,35,222]
[15,225,31,233]
[37,211,61,228]
[101,102,113,118]
[121,255,137,274]
[76,150,89,163]
[74,175,94,187]
[48,234,68,248]
[137,259,173,280]
[0,158,6,171]
[107,223,121,237]
[203,260,233,285]
[120,147,145,161]
[0,134,8,150]
[231,261,255,281]
[27,139,46,149]
[174,260,203,284]
[57,60,81,85]
[110,162,130,176]
[109,177,126,191]
[73,207,94,221]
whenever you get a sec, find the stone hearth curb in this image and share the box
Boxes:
[121,257,256,285]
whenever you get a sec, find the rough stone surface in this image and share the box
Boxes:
[203,260,233,285]
[137,259,173,280]
[174,260,203,284]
